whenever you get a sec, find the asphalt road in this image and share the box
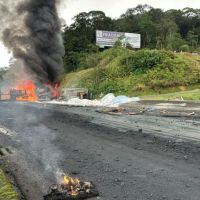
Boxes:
[0,102,200,200]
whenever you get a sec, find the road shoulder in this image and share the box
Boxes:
[0,167,19,200]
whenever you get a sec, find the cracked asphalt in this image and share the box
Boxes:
[0,102,200,200]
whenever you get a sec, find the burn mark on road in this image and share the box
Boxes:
[0,149,4,156]
[5,147,12,154]
[0,147,13,157]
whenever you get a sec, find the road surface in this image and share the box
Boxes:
[0,102,200,200]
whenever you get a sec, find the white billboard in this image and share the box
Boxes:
[96,30,141,48]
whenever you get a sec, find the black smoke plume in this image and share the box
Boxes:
[0,0,65,83]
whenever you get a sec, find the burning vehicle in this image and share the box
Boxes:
[1,80,59,102]
[44,174,99,200]
[0,0,65,101]
[10,80,38,101]
[0,0,100,199]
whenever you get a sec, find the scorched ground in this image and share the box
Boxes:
[0,102,200,200]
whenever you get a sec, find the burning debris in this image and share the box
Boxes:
[44,175,99,200]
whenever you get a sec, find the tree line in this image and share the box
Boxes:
[63,4,200,72]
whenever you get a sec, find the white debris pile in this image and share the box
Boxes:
[46,93,140,107]
[67,98,101,107]
[100,93,140,107]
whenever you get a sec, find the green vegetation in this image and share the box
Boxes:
[61,5,200,100]
[141,89,200,101]
[0,169,19,200]
[63,5,200,72]
[60,47,200,99]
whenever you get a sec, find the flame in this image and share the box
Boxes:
[75,178,80,185]
[63,176,70,185]
[45,82,59,99]
[62,175,80,196]
[15,80,38,102]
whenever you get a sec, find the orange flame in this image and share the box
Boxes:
[15,80,38,102]
[62,175,80,196]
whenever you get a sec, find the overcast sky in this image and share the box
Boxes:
[0,42,12,68]
[60,0,200,25]
[1,0,200,68]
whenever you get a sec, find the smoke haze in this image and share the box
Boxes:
[0,0,65,83]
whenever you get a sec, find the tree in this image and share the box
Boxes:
[186,31,198,50]
[64,11,114,53]
[156,17,178,49]
[63,11,115,72]
[62,5,200,72]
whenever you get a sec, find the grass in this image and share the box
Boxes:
[0,169,19,200]
[141,89,200,101]
[61,48,200,100]
[59,68,93,89]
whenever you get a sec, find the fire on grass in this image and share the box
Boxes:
[44,174,99,200]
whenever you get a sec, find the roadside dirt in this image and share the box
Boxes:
[0,161,26,200]
[0,102,200,200]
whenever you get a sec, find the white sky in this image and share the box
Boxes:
[0,42,12,68]
[60,0,200,25]
[1,0,200,68]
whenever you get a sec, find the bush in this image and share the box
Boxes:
[180,44,190,52]
[195,47,200,53]
[143,56,199,89]
[83,53,101,69]
[122,49,175,73]
[64,52,101,72]
[63,48,200,98]
[63,52,86,72]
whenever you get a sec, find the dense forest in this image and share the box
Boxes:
[63,4,200,72]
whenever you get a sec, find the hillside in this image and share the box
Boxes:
[60,47,200,100]
[63,6,200,74]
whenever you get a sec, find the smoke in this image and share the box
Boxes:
[0,0,65,83]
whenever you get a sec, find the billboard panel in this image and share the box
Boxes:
[96,30,141,48]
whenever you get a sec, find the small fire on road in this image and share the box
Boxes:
[44,174,99,200]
